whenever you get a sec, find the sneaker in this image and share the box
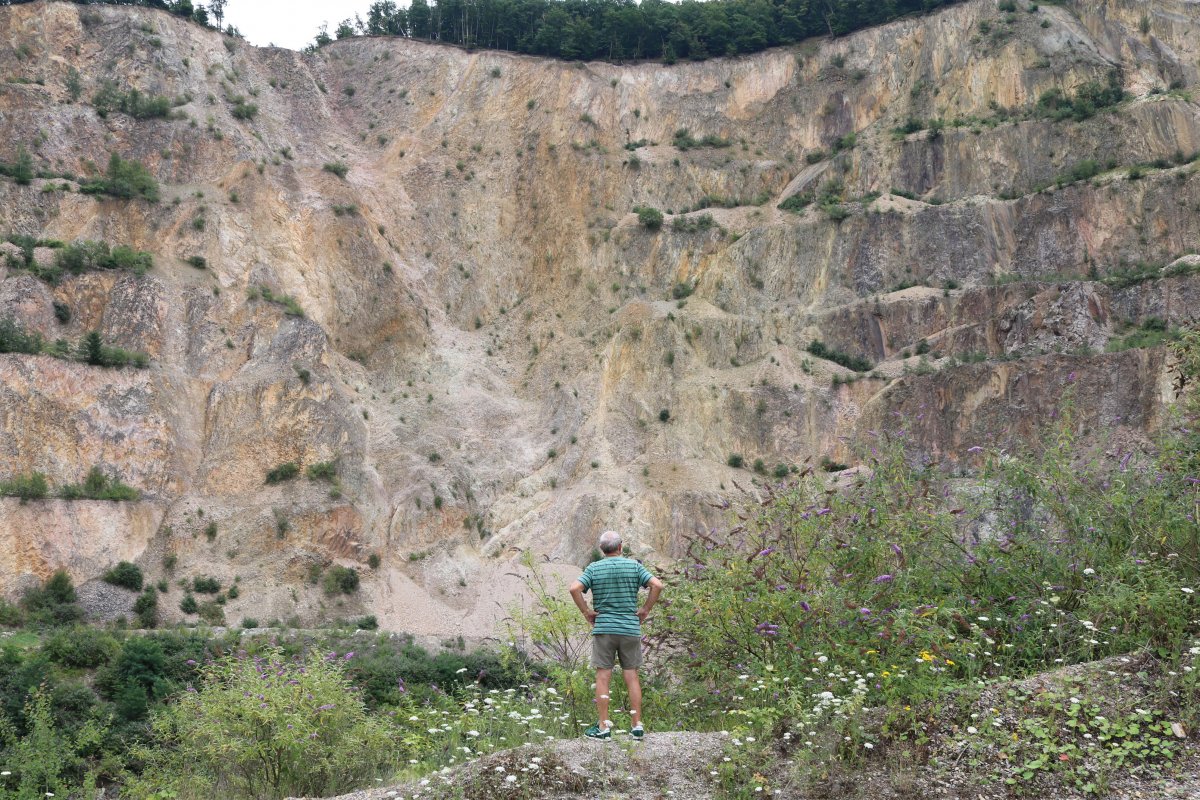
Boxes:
[631,725,644,740]
[584,723,611,740]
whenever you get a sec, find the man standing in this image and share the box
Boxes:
[569,530,664,740]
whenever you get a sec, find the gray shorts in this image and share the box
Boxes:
[592,634,643,669]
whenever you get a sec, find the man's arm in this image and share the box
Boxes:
[569,580,598,625]
[637,576,664,622]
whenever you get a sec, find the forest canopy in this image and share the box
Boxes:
[0,0,969,62]
[319,0,969,62]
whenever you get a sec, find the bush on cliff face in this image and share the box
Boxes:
[79,332,150,369]
[322,565,360,596]
[0,318,45,356]
[92,82,173,120]
[60,466,140,501]
[0,471,49,502]
[19,571,83,628]
[264,461,300,484]
[1036,70,1126,122]
[101,561,144,591]
[80,153,159,203]
[634,205,663,230]
[55,240,153,276]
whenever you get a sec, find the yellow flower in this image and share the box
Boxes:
[945,659,955,665]
[919,651,934,663]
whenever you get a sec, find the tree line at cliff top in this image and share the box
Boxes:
[0,0,970,62]
[318,0,968,61]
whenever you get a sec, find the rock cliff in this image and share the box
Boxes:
[0,0,1197,634]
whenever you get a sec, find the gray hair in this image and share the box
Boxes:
[598,530,623,555]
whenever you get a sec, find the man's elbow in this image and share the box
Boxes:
[568,581,585,595]
[649,577,664,591]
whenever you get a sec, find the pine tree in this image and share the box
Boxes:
[84,331,104,366]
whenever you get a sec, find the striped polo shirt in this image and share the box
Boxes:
[578,556,654,637]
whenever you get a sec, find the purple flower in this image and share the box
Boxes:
[890,543,903,556]
[316,703,336,711]
[872,574,894,584]
[859,608,871,616]
[799,601,811,612]
[186,659,197,666]
[344,652,355,660]
[967,446,983,454]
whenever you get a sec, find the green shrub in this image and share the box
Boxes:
[252,285,305,317]
[179,593,198,614]
[727,453,745,469]
[322,565,360,596]
[671,128,730,150]
[832,131,857,152]
[76,331,150,370]
[134,587,158,628]
[7,145,34,185]
[671,213,714,233]
[806,339,873,372]
[634,205,663,230]
[671,281,694,299]
[1036,71,1125,122]
[0,317,46,356]
[230,99,258,119]
[186,255,207,269]
[0,471,49,502]
[306,460,337,480]
[192,577,221,595]
[778,191,814,213]
[93,82,173,119]
[129,650,397,800]
[80,153,159,202]
[265,462,300,484]
[42,626,120,668]
[60,466,140,501]
[20,570,83,628]
[102,561,144,591]
[323,161,349,178]
[0,687,107,799]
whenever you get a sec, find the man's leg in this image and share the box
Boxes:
[623,668,642,729]
[595,668,613,728]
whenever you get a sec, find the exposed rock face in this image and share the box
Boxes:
[0,0,1197,634]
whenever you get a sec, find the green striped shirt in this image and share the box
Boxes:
[578,556,654,637]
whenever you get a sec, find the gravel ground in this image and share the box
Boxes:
[76,580,136,623]
[307,731,727,800]
[307,731,1198,800]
